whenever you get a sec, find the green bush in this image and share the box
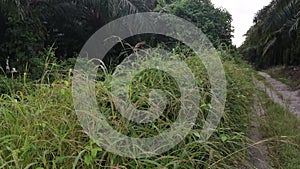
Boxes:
[0,50,257,168]
[0,76,24,95]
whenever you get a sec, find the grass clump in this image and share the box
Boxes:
[0,49,256,168]
[259,96,300,169]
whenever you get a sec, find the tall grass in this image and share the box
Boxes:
[259,95,300,169]
[0,49,256,168]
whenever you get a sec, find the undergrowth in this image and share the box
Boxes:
[0,49,256,168]
[259,94,300,169]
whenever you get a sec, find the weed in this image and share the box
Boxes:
[0,48,256,168]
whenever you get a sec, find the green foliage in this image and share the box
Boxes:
[0,0,45,75]
[240,0,300,68]
[0,76,24,94]
[1,0,236,75]
[260,95,300,168]
[155,0,234,47]
[0,0,153,75]
[0,50,256,168]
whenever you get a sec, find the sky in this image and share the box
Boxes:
[211,0,272,47]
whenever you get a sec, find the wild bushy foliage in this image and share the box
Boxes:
[0,48,256,168]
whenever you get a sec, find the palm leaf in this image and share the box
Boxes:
[262,36,277,57]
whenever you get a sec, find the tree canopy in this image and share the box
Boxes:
[0,0,148,72]
[155,0,233,47]
[0,0,234,76]
[240,0,300,68]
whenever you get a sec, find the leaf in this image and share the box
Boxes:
[193,132,201,138]
[262,37,277,57]
[60,88,66,95]
[220,134,229,142]
[91,147,102,158]
[84,154,92,165]
[73,150,86,169]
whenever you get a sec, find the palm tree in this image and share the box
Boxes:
[32,0,146,58]
[241,0,300,68]
[0,0,156,73]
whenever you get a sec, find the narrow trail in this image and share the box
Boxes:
[245,71,300,169]
[258,72,300,118]
[242,76,272,169]
[246,99,271,169]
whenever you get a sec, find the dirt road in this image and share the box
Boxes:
[246,71,300,169]
[258,72,300,118]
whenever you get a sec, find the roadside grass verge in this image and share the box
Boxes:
[0,53,256,168]
[258,93,300,169]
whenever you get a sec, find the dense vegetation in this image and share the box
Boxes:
[241,0,300,68]
[0,0,148,77]
[0,0,255,168]
[1,0,300,168]
[155,0,233,47]
[0,51,257,168]
[0,0,233,77]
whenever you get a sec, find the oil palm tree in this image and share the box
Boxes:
[32,0,147,58]
[241,0,300,68]
[0,0,156,72]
